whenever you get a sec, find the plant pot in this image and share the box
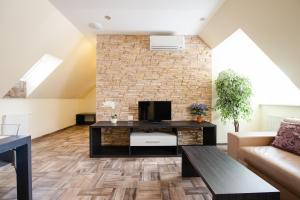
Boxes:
[111,118,118,124]
[196,116,205,123]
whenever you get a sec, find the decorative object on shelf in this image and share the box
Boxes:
[111,114,118,124]
[191,103,208,123]
[102,101,118,123]
[215,69,252,132]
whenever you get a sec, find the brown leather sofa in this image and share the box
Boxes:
[228,132,300,200]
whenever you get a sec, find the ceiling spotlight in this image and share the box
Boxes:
[88,22,103,30]
[200,17,206,21]
[105,16,111,20]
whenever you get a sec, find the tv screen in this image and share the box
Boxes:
[138,101,171,121]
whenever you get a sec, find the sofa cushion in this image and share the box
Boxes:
[239,146,300,197]
[272,121,300,156]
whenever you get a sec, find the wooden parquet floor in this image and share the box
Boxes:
[0,126,211,200]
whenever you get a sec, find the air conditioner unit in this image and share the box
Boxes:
[150,35,185,51]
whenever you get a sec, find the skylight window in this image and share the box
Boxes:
[20,54,62,96]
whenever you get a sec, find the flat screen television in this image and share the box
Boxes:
[138,101,171,122]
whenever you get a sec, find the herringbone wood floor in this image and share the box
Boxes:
[0,126,212,200]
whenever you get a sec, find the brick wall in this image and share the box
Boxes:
[96,35,211,145]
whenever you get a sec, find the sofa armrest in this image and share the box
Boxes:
[228,132,277,159]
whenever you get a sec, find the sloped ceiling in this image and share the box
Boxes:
[0,0,95,98]
[49,0,224,41]
[200,0,300,88]
[2,0,299,99]
[30,38,96,98]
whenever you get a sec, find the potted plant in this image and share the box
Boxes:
[215,69,252,132]
[103,101,118,124]
[191,103,208,123]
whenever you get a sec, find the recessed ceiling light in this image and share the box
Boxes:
[88,22,103,30]
[200,17,206,21]
[105,16,111,20]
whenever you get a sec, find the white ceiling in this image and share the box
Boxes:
[49,0,224,41]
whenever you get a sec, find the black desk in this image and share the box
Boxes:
[0,136,32,200]
[90,121,216,157]
[182,146,279,200]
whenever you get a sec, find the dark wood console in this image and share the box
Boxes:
[90,121,216,157]
[76,113,96,125]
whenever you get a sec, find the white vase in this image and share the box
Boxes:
[111,118,118,124]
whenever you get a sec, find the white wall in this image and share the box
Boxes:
[213,102,300,144]
[0,0,96,139]
[259,105,300,131]
[0,99,81,139]
[0,0,96,98]
[211,29,300,143]
[200,0,300,89]
[79,87,96,113]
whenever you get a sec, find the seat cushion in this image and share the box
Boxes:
[239,146,300,197]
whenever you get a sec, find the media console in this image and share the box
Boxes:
[89,121,216,157]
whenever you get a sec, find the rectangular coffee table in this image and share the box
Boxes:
[182,146,279,200]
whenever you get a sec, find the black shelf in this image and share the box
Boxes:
[90,121,216,157]
[76,113,96,125]
[91,146,129,157]
[130,146,178,156]
[91,145,178,157]
[91,145,207,157]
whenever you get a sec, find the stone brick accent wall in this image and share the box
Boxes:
[96,35,211,145]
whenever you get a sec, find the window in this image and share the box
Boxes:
[20,54,62,96]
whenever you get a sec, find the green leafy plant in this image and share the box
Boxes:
[215,69,252,132]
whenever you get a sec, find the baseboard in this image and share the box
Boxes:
[32,124,76,142]
[217,143,228,145]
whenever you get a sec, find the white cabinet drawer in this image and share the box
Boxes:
[130,132,177,146]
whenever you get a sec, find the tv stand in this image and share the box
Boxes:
[150,121,162,124]
[89,121,216,157]
[141,120,167,124]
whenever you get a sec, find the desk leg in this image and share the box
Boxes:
[182,150,199,177]
[203,126,216,145]
[172,128,179,155]
[16,142,32,200]
[129,128,133,155]
[90,127,102,157]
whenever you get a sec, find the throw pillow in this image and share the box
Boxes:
[283,118,300,124]
[272,121,300,156]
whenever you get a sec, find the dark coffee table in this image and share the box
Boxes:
[182,146,279,200]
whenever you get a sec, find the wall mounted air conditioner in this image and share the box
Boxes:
[150,35,185,51]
